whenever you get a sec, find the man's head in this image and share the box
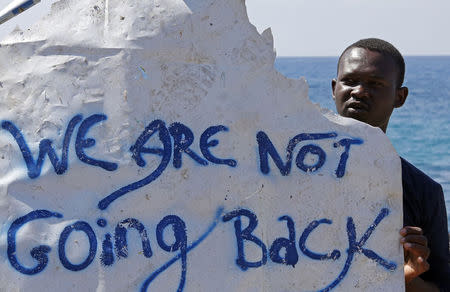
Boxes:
[332,38,408,132]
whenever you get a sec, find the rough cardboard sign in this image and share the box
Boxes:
[0,0,404,291]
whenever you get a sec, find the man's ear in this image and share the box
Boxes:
[394,86,408,108]
[331,79,337,101]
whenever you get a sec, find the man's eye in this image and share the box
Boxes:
[369,80,384,87]
[342,79,357,86]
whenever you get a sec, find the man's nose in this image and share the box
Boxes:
[351,83,369,98]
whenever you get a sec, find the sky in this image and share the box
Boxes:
[1,0,449,56]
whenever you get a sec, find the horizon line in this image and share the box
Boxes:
[276,54,450,58]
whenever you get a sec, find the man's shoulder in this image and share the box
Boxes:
[400,158,450,290]
[400,157,442,192]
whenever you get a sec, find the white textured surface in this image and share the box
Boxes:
[0,0,404,291]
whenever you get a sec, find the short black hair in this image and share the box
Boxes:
[338,38,405,87]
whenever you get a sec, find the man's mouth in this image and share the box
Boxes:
[346,101,369,112]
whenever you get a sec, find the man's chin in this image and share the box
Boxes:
[339,108,387,132]
[342,108,369,123]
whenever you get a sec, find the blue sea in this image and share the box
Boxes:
[275,56,450,231]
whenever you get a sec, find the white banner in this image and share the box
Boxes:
[0,0,404,291]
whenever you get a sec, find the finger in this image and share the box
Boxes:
[401,234,428,246]
[404,257,430,278]
[416,257,430,271]
[403,242,430,259]
[409,256,431,274]
[400,226,423,236]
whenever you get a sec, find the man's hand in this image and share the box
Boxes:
[400,226,430,284]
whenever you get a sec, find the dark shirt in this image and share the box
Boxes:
[401,157,450,291]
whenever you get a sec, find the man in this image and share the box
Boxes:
[331,38,450,291]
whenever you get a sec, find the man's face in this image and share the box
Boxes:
[332,47,407,132]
